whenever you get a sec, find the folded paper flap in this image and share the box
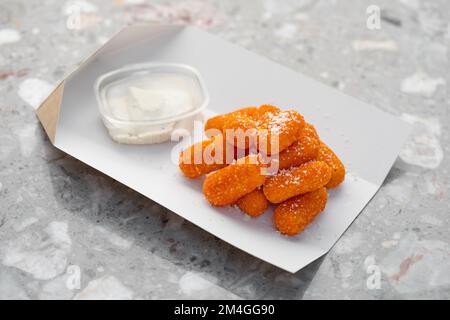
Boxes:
[34,24,180,145]
[34,25,136,144]
[36,81,65,143]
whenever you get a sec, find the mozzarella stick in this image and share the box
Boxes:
[257,109,305,155]
[236,188,269,217]
[317,142,345,188]
[278,123,320,170]
[206,105,292,152]
[274,187,328,236]
[203,155,266,206]
[263,160,331,203]
[205,105,280,132]
[179,135,234,178]
[204,107,258,136]
[221,105,282,150]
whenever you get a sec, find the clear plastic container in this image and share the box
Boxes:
[94,63,209,144]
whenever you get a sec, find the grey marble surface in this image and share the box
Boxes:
[0,0,449,299]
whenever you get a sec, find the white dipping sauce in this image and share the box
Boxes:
[96,65,208,144]
[107,73,203,122]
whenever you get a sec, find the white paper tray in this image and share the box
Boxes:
[36,24,410,273]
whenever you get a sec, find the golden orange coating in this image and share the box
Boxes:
[263,160,332,203]
[257,109,305,155]
[206,105,279,131]
[205,105,302,153]
[179,135,234,178]
[278,123,320,170]
[234,146,251,161]
[274,187,328,236]
[212,105,276,149]
[316,142,345,188]
[204,107,258,137]
[203,155,266,207]
[236,188,269,217]
[257,104,281,115]
[222,117,258,150]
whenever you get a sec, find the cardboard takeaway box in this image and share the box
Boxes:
[36,24,410,273]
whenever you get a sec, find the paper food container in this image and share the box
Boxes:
[36,24,411,273]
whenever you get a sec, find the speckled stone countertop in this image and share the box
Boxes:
[0,0,449,300]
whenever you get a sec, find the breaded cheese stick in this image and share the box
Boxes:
[205,105,281,134]
[204,107,258,136]
[278,123,320,170]
[274,187,328,236]
[179,135,234,178]
[317,142,345,188]
[258,109,305,155]
[221,105,282,150]
[263,160,331,203]
[236,188,269,217]
[203,155,266,206]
